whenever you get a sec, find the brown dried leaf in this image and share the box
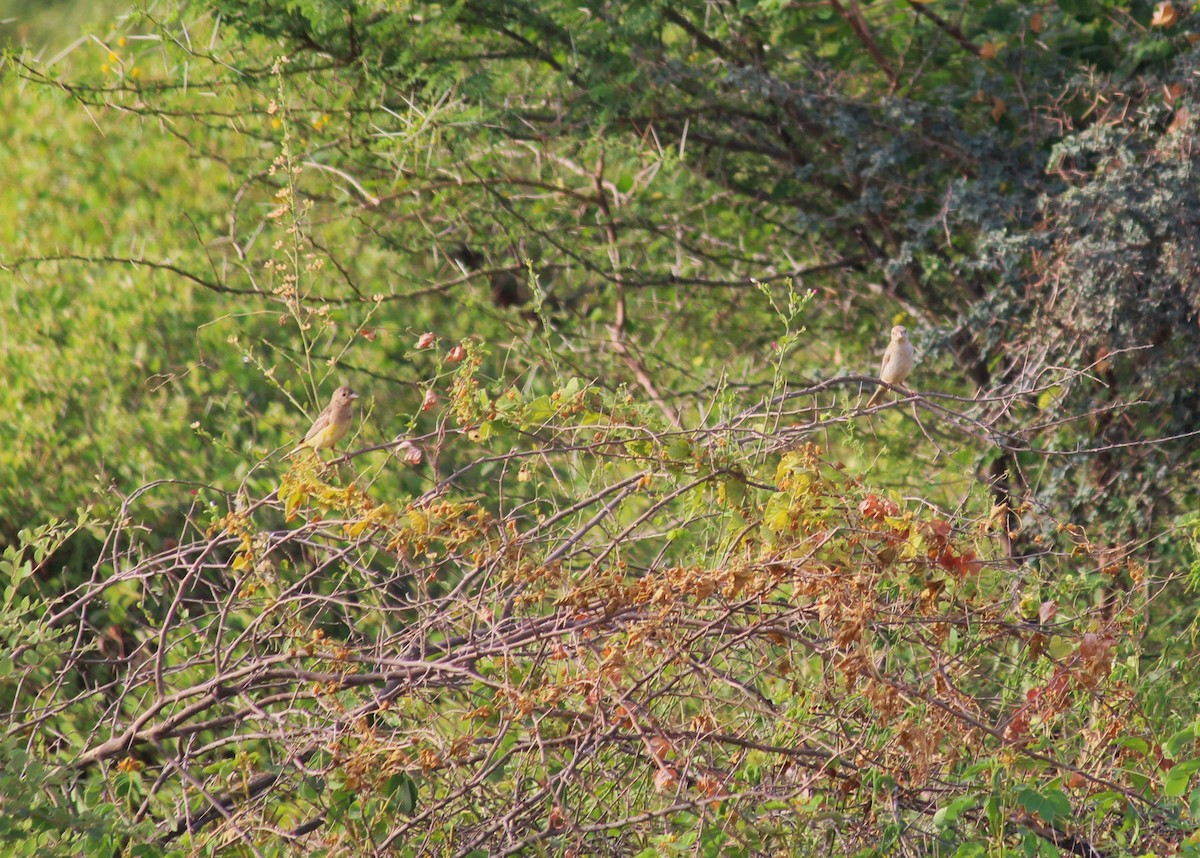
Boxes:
[1151,1,1179,28]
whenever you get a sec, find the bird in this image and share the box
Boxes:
[286,385,359,458]
[866,325,914,408]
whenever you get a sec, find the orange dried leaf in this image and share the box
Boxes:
[959,550,983,576]
[927,519,952,542]
[859,494,899,521]
[1039,600,1058,624]
[1151,1,1178,28]
[696,774,725,800]
[646,737,674,762]
[654,766,679,793]
[1168,107,1190,135]
[1004,711,1030,742]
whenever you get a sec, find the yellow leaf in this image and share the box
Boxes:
[283,486,304,521]
[762,494,795,534]
[1036,386,1059,411]
[980,42,998,60]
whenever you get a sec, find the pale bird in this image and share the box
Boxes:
[866,325,914,408]
[286,385,359,458]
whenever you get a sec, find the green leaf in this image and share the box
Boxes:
[1164,759,1200,798]
[1015,785,1070,824]
[385,773,419,814]
[985,794,1003,830]
[1113,736,1149,755]
[112,771,143,801]
[666,438,692,463]
[524,395,555,423]
[1165,727,1197,760]
[933,794,976,828]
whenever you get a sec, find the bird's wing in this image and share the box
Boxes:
[879,349,896,379]
[303,408,333,444]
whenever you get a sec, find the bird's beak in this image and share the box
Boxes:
[349,392,360,400]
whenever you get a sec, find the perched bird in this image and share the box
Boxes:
[866,325,914,408]
[286,385,359,458]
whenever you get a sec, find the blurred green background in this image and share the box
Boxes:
[0,0,131,52]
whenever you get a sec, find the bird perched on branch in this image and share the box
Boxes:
[866,325,914,408]
[286,385,359,458]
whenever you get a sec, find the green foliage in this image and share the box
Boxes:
[1,0,1198,853]
[2,361,1164,853]
[0,733,132,854]
[0,0,131,52]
